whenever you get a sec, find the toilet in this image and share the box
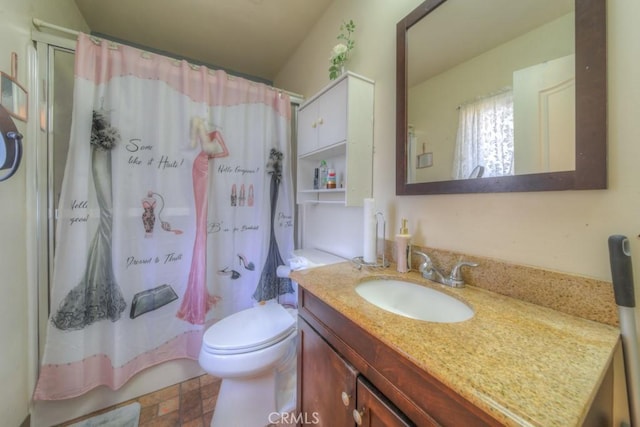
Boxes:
[198,302,298,427]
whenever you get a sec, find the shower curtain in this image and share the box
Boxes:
[34,33,295,400]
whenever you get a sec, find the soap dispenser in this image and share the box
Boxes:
[396,219,411,273]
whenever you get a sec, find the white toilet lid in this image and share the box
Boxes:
[203,303,296,354]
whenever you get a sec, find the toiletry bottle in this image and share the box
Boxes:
[396,219,411,273]
[326,166,336,188]
[319,160,328,189]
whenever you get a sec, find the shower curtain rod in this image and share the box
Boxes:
[31,18,304,102]
[33,18,80,37]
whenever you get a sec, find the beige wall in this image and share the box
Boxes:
[0,1,88,425]
[275,0,639,283]
[0,0,631,424]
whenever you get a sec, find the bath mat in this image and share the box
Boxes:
[69,402,140,427]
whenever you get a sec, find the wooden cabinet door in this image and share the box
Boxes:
[354,377,415,427]
[298,318,357,427]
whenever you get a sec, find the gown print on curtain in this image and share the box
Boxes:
[253,148,293,301]
[176,117,229,324]
[34,33,295,400]
[51,111,127,330]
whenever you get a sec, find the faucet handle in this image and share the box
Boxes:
[449,261,479,282]
[413,251,432,272]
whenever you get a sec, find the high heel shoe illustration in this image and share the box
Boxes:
[237,254,255,271]
[217,266,241,280]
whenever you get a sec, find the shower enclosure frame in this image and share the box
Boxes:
[28,31,77,397]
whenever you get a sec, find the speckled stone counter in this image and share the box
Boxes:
[291,262,620,427]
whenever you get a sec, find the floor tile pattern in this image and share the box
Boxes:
[56,374,221,427]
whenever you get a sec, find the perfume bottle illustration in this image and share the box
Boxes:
[141,191,183,236]
[142,191,156,237]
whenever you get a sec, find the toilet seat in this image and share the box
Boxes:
[202,303,296,355]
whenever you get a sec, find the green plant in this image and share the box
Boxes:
[329,20,355,80]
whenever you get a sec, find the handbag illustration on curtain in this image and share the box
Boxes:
[51,110,127,331]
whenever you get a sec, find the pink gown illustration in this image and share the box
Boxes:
[177,117,229,324]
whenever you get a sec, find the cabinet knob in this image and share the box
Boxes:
[353,407,366,426]
[317,117,324,125]
[311,121,317,128]
[341,391,351,406]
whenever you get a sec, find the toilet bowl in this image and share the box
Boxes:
[198,302,297,427]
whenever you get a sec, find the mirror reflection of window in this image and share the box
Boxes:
[406,1,574,184]
[452,89,514,180]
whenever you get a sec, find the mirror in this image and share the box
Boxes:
[396,0,606,194]
[1,72,28,122]
[0,104,23,182]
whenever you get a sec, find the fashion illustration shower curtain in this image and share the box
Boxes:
[34,33,295,400]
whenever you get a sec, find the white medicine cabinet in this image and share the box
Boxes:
[296,72,374,206]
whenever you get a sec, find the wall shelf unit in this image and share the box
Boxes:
[296,72,374,206]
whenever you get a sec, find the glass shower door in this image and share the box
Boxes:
[34,36,75,360]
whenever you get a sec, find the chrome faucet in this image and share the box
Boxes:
[413,251,478,288]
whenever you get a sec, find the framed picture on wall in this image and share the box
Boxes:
[417,152,432,169]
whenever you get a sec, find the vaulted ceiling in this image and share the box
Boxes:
[73,0,333,83]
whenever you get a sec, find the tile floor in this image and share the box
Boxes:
[56,374,221,427]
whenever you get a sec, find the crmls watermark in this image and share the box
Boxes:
[268,411,320,425]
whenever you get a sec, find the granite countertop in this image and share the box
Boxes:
[290,262,621,427]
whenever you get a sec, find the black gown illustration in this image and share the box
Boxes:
[51,110,127,330]
[253,148,293,301]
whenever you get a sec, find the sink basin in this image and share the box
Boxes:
[355,279,474,323]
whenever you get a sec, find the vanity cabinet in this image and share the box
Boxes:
[298,317,357,426]
[296,72,374,206]
[297,288,503,427]
[298,317,413,427]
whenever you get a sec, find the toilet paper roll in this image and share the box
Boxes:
[276,265,292,278]
[363,198,377,263]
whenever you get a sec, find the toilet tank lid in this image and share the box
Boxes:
[203,303,296,351]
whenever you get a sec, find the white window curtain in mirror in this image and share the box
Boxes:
[452,89,514,179]
[34,33,295,400]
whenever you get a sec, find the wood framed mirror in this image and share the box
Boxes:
[396,0,606,195]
